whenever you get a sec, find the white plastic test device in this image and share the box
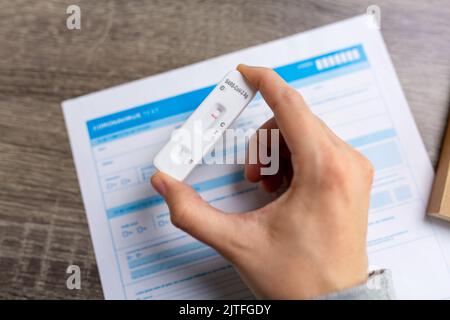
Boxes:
[153,69,257,181]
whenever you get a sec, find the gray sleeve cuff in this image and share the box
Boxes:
[316,269,396,300]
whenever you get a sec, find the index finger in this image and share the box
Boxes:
[238,64,326,156]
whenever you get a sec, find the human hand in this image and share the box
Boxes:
[151,65,374,299]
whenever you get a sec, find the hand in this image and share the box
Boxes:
[151,65,374,299]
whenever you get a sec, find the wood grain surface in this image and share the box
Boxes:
[0,0,449,299]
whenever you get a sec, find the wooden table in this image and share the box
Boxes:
[0,0,449,299]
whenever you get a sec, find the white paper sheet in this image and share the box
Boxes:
[62,15,450,299]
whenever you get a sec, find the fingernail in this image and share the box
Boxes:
[151,174,167,196]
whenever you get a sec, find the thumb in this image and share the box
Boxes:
[151,171,243,257]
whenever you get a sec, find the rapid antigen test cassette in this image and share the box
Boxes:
[153,69,257,181]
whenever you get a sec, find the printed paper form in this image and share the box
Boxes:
[62,15,450,299]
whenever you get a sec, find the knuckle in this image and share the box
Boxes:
[170,211,183,229]
[170,202,191,229]
[315,146,375,198]
[280,86,300,105]
[357,153,375,184]
[258,68,276,91]
[325,161,348,185]
[322,149,374,188]
[271,87,301,114]
[318,149,348,188]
